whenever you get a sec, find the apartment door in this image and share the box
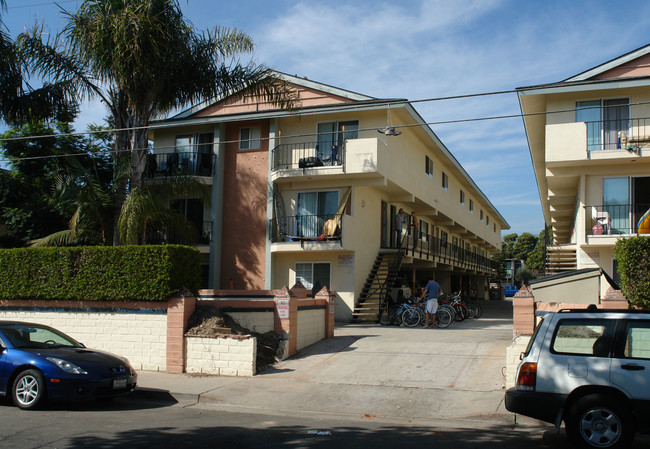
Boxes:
[296,191,338,238]
[604,177,630,234]
[633,177,650,232]
[381,200,388,248]
[603,99,629,150]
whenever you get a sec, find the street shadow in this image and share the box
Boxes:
[0,390,178,412]
[57,421,650,449]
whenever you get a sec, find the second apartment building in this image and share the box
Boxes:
[149,72,508,321]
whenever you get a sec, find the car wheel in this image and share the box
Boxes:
[566,394,634,449]
[12,369,47,410]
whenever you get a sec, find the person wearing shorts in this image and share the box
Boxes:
[419,279,442,328]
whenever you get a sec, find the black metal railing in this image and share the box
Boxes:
[145,220,214,245]
[383,227,498,274]
[271,141,344,171]
[146,151,214,177]
[270,214,343,243]
[584,118,650,152]
[586,204,650,235]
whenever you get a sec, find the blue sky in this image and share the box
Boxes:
[5,0,650,237]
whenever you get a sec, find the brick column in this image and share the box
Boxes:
[274,286,298,358]
[315,286,335,339]
[513,286,535,336]
[166,290,196,373]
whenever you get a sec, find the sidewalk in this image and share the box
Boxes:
[133,299,532,427]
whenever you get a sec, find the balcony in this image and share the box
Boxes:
[147,220,213,245]
[271,141,343,171]
[585,204,650,236]
[585,118,650,152]
[146,152,214,178]
[270,214,343,245]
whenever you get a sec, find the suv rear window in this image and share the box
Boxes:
[551,319,615,356]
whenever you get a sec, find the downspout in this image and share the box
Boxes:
[265,118,280,289]
[209,124,226,289]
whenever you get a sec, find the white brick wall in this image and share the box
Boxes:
[185,335,256,376]
[297,309,324,350]
[0,310,167,371]
[505,336,530,389]
[227,311,274,334]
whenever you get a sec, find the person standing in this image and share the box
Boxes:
[419,278,442,328]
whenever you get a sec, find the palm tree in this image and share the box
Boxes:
[0,1,74,126]
[18,0,296,244]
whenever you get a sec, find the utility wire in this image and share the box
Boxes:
[2,95,649,163]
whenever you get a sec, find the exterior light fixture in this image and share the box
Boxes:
[378,104,402,136]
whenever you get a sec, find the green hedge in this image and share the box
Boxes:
[614,237,650,309]
[0,245,201,302]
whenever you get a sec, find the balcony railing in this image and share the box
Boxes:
[146,220,213,245]
[271,141,344,171]
[146,152,214,177]
[585,118,650,152]
[270,214,343,244]
[586,204,650,236]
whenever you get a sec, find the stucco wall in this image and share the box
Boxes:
[0,309,167,371]
[297,308,325,350]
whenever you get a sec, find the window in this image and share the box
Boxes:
[442,172,448,190]
[486,215,490,226]
[240,127,261,150]
[624,321,650,359]
[295,262,331,290]
[480,210,484,222]
[425,156,433,178]
[494,223,496,232]
[318,120,359,157]
[551,319,615,356]
[576,98,629,151]
[460,190,465,205]
[296,191,338,238]
[469,199,474,212]
[440,230,448,248]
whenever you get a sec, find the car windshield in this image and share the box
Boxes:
[0,324,82,349]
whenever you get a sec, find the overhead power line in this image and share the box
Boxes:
[2,92,650,164]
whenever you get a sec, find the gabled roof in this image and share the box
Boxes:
[173,70,374,119]
[565,42,650,82]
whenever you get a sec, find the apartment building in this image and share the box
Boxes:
[149,72,507,321]
[518,44,650,294]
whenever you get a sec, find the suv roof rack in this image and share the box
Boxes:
[558,305,650,314]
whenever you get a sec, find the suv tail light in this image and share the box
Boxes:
[516,362,537,391]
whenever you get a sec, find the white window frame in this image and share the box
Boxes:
[294,262,331,290]
[240,126,261,150]
[442,172,448,191]
[425,156,434,178]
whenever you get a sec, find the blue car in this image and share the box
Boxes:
[0,321,137,410]
[503,285,519,297]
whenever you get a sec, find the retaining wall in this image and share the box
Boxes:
[0,284,335,377]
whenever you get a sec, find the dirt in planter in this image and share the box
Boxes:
[186,306,280,372]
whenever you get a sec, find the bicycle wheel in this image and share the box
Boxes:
[401,308,421,327]
[453,304,466,321]
[379,305,391,325]
[435,308,452,328]
[468,302,482,319]
[388,305,400,325]
[440,304,456,321]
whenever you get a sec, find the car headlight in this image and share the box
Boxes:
[47,357,88,375]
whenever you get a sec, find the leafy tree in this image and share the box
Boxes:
[19,0,296,244]
[0,119,110,247]
[513,232,537,260]
[614,237,650,308]
[516,268,536,286]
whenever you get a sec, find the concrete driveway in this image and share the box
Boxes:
[177,299,515,426]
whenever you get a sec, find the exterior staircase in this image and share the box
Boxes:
[351,250,404,322]
[545,244,577,275]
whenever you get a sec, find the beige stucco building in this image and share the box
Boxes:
[149,72,508,321]
[518,44,650,296]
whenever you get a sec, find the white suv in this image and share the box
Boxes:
[506,305,650,449]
